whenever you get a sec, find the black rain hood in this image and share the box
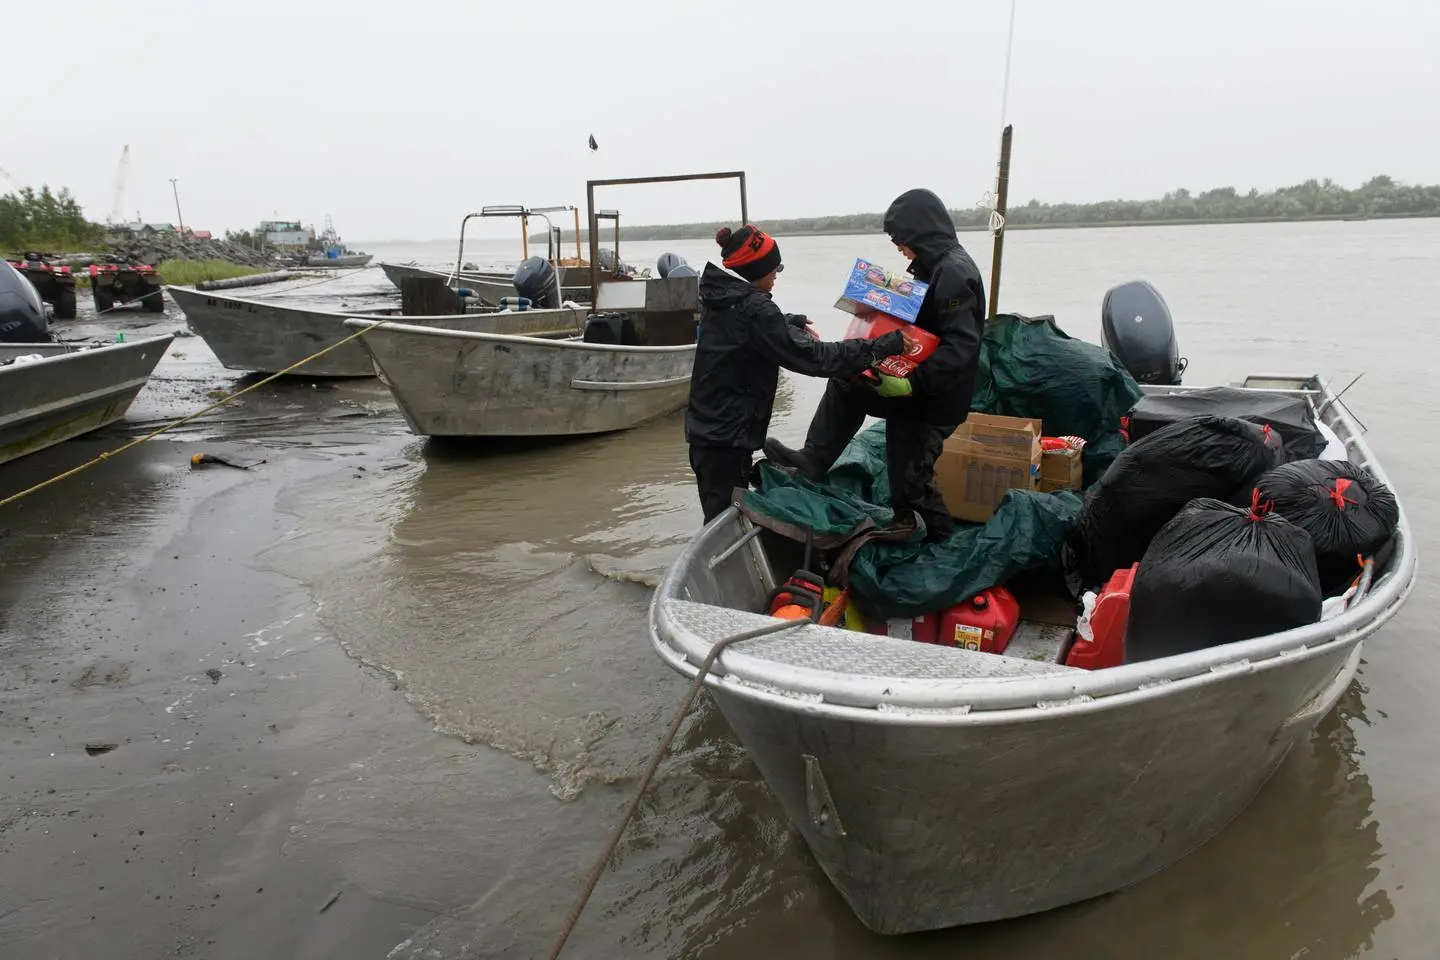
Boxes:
[698,261,753,310]
[883,188,960,280]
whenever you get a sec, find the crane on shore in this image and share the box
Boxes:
[108,145,131,225]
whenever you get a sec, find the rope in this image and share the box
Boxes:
[544,615,809,960]
[0,318,390,510]
[245,264,381,299]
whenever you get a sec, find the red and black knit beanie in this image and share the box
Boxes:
[715,225,783,282]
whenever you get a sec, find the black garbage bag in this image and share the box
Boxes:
[1127,497,1323,663]
[970,314,1144,486]
[1239,459,1400,594]
[1064,414,1284,593]
[1125,385,1326,462]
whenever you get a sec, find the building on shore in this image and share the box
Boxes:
[258,220,314,249]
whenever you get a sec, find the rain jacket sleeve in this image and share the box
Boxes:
[907,261,982,399]
[749,298,878,379]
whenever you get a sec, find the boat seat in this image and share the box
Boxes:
[666,600,1081,682]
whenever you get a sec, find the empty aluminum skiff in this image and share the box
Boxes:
[0,335,173,466]
[343,318,696,438]
[648,373,1416,935]
[378,262,591,307]
[167,285,586,378]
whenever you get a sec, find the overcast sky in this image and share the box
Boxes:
[5,0,1436,242]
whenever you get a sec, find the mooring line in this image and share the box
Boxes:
[0,319,390,510]
[544,615,809,960]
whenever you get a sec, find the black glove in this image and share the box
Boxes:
[868,329,907,361]
[785,313,810,328]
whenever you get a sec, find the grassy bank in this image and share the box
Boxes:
[155,260,265,285]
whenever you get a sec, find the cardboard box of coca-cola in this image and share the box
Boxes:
[841,310,939,379]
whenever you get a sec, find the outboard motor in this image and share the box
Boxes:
[1101,280,1187,385]
[664,262,698,280]
[0,259,51,343]
[656,252,687,279]
[511,256,559,310]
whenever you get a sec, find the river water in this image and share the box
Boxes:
[4,218,1437,958]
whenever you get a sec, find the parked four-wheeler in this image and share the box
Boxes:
[88,257,165,313]
[3,252,77,319]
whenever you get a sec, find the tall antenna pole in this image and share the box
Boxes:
[986,0,1018,320]
[987,125,1012,320]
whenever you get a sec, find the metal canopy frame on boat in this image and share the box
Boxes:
[585,170,749,305]
[455,204,576,307]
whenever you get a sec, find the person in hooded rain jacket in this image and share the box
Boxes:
[686,224,907,523]
[765,188,986,542]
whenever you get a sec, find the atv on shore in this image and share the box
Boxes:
[88,257,165,313]
[4,252,78,319]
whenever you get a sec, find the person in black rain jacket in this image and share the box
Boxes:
[686,224,907,523]
[765,188,986,542]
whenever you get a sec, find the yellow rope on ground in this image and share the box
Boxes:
[544,615,809,960]
[0,319,389,510]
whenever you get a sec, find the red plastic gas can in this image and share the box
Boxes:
[1065,564,1137,670]
[938,587,1021,654]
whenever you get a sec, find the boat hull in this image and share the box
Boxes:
[167,286,584,378]
[707,622,1358,932]
[305,253,372,269]
[349,320,695,438]
[0,336,173,466]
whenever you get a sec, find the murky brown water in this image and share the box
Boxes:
[4,219,1437,958]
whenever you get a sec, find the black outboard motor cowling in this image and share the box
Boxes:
[1101,280,1186,385]
[0,259,51,343]
[656,252,687,279]
[512,256,559,309]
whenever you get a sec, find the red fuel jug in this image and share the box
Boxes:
[938,587,1021,654]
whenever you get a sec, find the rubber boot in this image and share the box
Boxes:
[763,438,826,482]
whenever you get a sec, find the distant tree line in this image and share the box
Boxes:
[533,175,1440,243]
[0,185,104,251]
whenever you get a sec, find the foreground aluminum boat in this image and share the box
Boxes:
[648,374,1416,935]
[0,335,173,466]
[167,285,586,378]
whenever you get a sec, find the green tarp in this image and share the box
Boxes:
[743,453,1082,621]
[739,313,1141,620]
[971,313,1145,486]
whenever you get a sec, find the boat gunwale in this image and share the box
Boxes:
[342,317,700,354]
[166,283,589,326]
[0,334,175,371]
[648,373,1418,723]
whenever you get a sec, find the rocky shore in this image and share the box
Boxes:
[48,232,277,268]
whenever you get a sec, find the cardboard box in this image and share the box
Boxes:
[842,310,939,379]
[935,414,1042,523]
[1039,437,1086,492]
[834,258,928,324]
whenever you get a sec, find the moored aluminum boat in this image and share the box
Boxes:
[304,252,373,269]
[167,285,586,378]
[344,316,696,438]
[0,335,174,466]
[648,373,1416,935]
[378,262,591,307]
